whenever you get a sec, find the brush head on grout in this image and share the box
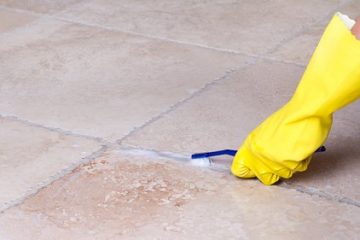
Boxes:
[188,157,212,167]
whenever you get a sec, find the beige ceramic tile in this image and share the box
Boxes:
[123,60,360,202]
[0,150,358,240]
[0,0,85,14]
[0,17,249,141]
[57,0,348,55]
[269,1,360,65]
[0,7,37,32]
[0,117,101,211]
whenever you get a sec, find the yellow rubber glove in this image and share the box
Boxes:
[231,12,360,185]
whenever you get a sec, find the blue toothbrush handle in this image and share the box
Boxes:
[191,149,237,159]
[191,146,326,159]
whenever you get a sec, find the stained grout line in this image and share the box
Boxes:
[279,182,360,208]
[0,114,109,144]
[117,145,192,162]
[0,145,108,213]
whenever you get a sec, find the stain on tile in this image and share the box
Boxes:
[1,151,226,239]
[0,151,359,240]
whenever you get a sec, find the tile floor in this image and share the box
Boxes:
[0,0,359,239]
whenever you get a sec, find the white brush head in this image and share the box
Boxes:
[188,157,212,167]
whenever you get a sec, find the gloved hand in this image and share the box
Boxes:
[231,12,360,185]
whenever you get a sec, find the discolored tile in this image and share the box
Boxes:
[0,7,37,32]
[0,17,249,141]
[0,117,101,211]
[0,150,358,239]
[57,0,347,55]
[0,0,85,14]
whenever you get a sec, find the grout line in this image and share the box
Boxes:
[279,182,360,208]
[116,58,259,145]
[260,56,306,67]
[51,14,249,56]
[114,145,232,171]
[0,114,109,144]
[56,11,312,67]
[116,145,191,162]
[50,15,308,68]
[0,145,108,213]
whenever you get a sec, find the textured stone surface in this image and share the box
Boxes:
[57,0,347,55]
[0,117,101,210]
[0,151,359,240]
[0,0,359,238]
[0,17,249,141]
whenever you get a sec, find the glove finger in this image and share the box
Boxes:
[294,156,312,172]
[256,172,280,185]
[231,157,256,178]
